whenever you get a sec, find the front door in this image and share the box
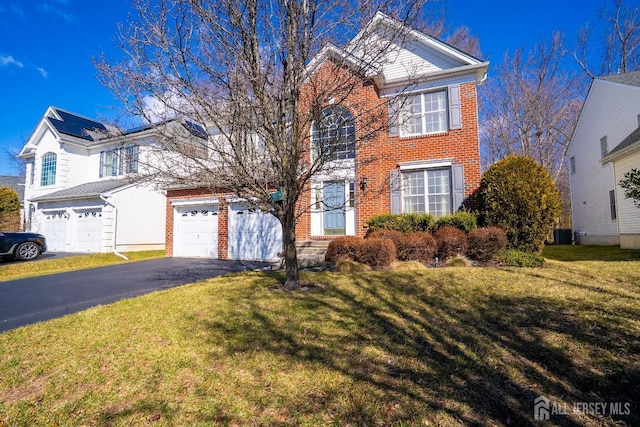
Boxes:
[323,181,346,235]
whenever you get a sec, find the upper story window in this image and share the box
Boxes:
[311,105,355,161]
[100,146,139,177]
[40,152,57,186]
[400,90,447,137]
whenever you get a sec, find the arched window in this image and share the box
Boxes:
[40,152,57,186]
[311,105,355,161]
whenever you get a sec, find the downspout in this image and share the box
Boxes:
[100,193,129,260]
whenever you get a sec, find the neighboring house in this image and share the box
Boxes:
[0,175,25,229]
[17,107,175,253]
[165,12,489,260]
[568,71,640,249]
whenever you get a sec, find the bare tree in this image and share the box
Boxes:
[574,0,640,77]
[3,147,26,177]
[480,33,584,228]
[481,33,584,179]
[97,0,458,289]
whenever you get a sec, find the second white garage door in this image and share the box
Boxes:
[74,209,103,252]
[174,206,219,258]
[228,204,282,261]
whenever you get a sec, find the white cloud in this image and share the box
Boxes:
[36,67,49,78]
[0,55,23,68]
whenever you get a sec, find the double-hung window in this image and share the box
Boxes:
[400,90,447,137]
[402,168,451,217]
[100,146,139,177]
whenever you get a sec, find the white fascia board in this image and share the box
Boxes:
[348,12,484,67]
[306,43,379,80]
[18,117,58,158]
[171,196,219,207]
[377,63,489,94]
[399,158,453,170]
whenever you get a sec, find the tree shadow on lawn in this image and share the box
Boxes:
[196,272,639,426]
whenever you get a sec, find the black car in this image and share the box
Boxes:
[0,232,47,261]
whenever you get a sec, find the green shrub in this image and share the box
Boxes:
[365,213,434,233]
[357,238,396,267]
[397,232,437,263]
[499,249,545,267]
[0,187,21,231]
[325,236,363,262]
[433,226,468,260]
[479,156,561,253]
[434,210,477,233]
[467,227,507,261]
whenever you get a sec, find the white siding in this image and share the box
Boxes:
[568,79,640,242]
[614,148,640,234]
[109,184,166,251]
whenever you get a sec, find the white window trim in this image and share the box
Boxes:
[399,90,448,138]
[171,197,219,207]
[399,159,453,171]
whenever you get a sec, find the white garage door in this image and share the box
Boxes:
[43,211,68,252]
[228,204,282,261]
[74,210,103,252]
[174,206,219,258]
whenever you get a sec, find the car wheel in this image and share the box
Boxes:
[15,242,41,261]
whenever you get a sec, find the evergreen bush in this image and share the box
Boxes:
[357,237,396,267]
[433,226,468,260]
[467,227,507,261]
[478,156,561,253]
[325,236,363,262]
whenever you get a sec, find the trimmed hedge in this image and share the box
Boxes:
[433,226,468,260]
[397,232,437,263]
[365,229,404,248]
[357,238,396,267]
[434,210,477,233]
[365,213,434,233]
[467,227,507,261]
[325,236,362,263]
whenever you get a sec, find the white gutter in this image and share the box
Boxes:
[99,194,129,260]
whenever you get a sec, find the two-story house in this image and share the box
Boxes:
[18,107,177,253]
[165,12,489,261]
[568,71,640,248]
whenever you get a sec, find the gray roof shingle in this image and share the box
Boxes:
[31,179,133,202]
[599,70,640,87]
[607,126,640,158]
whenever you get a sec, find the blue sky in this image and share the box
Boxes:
[0,0,609,175]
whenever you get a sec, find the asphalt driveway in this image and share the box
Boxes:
[0,258,270,333]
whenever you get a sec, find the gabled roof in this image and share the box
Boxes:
[600,70,640,87]
[31,179,134,202]
[603,126,640,162]
[306,11,489,88]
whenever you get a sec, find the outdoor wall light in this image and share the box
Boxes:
[360,177,368,193]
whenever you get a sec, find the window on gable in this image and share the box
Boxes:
[311,105,355,162]
[40,152,57,186]
[400,90,447,137]
[402,168,451,218]
[100,146,139,177]
[600,136,608,166]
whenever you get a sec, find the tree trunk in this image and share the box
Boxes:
[281,207,300,290]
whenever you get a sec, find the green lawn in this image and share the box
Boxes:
[0,247,639,425]
[0,250,164,282]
